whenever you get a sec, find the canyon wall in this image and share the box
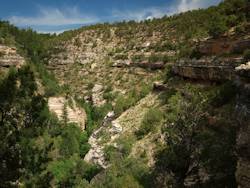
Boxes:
[0,45,25,70]
[235,63,250,188]
[172,57,243,81]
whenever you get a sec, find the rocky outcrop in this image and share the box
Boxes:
[48,97,86,130]
[84,129,108,168]
[198,36,250,56]
[84,111,117,168]
[172,57,243,81]
[112,60,166,70]
[85,94,160,169]
[131,61,165,70]
[172,58,250,187]
[91,84,106,107]
[0,45,25,69]
[235,62,250,188]
[153,81,168,91]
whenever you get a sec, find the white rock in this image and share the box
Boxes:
[235,62,250,71]
[110,121,123,134]
[48,97,86,130]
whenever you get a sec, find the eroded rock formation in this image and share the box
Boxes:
[48,97,86,130]
[198,36,250,56]
[91,84,106,107]
[112,60,166,70]
[0,45,25,69]
[172,57,243,81]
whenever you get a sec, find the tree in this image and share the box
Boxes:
[208,13,228,38]
[157,93,207,187]
[62,102,68,126]
[153,88,237,187]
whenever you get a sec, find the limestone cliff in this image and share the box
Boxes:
[198,36,250,56]
[0,44,25,73]
[172,57,243,81]
[48,97,87,130]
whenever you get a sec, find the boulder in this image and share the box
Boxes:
[235,62,250,78]
[110,121,123,134]
[153,81,168,91]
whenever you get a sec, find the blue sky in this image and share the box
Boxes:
[0,0,222,33]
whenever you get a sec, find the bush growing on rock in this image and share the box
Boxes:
[136,108,163,139]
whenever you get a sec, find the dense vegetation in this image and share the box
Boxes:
[0,66,101,187]
[0,0,249,187]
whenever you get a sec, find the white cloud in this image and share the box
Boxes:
[6,1,221,33]
[176,0,218,13]
[112,7,167,21]
[8,6,98,27]
[112,0,221,21]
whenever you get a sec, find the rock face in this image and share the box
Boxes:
[130,61,166,70]
[84,111,116,168]
[85,94,160,169]
[84,129,108,168]
[235,62,250,188]
[198,36,250,56]
[91,84,106,107]
[172,57,243,81]
[112,60,166,70]
[48,97,86,130]
[0,45,25,69]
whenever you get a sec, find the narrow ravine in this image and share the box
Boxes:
[84,93,160,168]
[84,111,118,168]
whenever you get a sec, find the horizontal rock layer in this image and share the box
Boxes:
[172,57,244,81]
[48,97,86,130]
[198,36,250,56]
[0,45,25,69]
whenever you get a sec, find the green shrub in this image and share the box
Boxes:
[116,136,135,158]
[155,42,176,52]
[136,108,163,139]
[103,92,115,102]
[178,45,193,58]
[165,64,175,81]
[208,13,228,38]
[104,145,118,162]
[140,84,152,98]
[190,48,203,59]
[243,49,250,61]
[87,82,94,90]
[114,94,136,115]
[79,132,91,157]
[131,54,145,62]
[148,54,169,63]
[209,82,237,107]
[114,95,128,115]
[74,38,82,47]
[33,63,61,97]
[114,53,128,60]
[0,51,5,57]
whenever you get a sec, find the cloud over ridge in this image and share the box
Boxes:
[9,6,98,27]
[6,0,221,33]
